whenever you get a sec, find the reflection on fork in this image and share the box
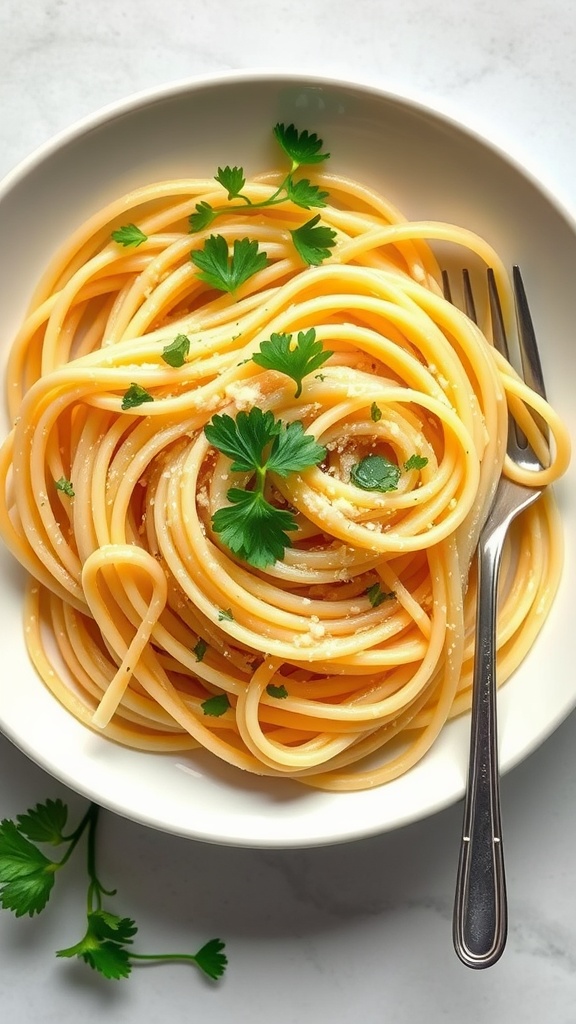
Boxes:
[443,266,549,969]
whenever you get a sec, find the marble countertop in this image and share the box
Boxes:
[1,2,576,1021]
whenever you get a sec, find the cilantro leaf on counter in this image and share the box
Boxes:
[0,818,58,917]
[0,800,227,982]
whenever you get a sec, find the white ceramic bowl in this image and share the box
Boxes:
[1,72,574,847]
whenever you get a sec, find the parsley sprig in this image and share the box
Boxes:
[204,407,325,568]
[190,123,330,232]
[191,235,269,294]
[0,799,227,982]
[252,328,333,398]
[189,124,337,267]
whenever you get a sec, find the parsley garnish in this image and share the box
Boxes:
[191,235,268,294]
[404,454,429,471]
[162,334,190,368]
[252,328,332,398]
[204,407,325,568]
[215,164,247,200]
[350,454,400,493]
[201,693,231,717]
[274,123,330,168]
[193,638,208,662]
[365,583,396,607]
[266,683,289,699]
[370,402,382,422]
[55,476,75,497]
[290,214,337,266]
[0,800,227,981]
[217,608,234,622]
[111,224,148,247]
[189,123,330,233]
[121,383,154,411]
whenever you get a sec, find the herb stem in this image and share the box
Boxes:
[205,186,290,224]
[85,804,115,906]
[128,952,199,963]
[57,802,97,869]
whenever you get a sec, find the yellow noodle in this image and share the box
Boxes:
[0,169,570,790]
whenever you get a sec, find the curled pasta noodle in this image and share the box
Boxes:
[0,166,570,792]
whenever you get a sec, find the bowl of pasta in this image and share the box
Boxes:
[0,71,573,847]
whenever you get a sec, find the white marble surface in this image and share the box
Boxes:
[2,1,576,1021]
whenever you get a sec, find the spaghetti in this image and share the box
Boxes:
[0,158,570,791]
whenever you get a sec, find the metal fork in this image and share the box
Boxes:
[444,266,548,969]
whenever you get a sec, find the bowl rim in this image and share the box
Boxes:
[2,67,575,238]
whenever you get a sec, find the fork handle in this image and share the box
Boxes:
[453,523,508,969]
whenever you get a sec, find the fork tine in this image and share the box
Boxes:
[442,269,478,324]
[487,268,511,362]
[462,270,477,324]
[441,269,452,303]
[512,266,547,401]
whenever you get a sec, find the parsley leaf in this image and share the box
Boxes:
[111,224,148,248]
[191,235,268,294]
[130,936,228,980]
[205,408,325,479]
[366,583,396,607]
[215,165,247,200]
[205,408,281,472]
[193,638,208,662]
[121,383,154,411]
[284,177,329,209]
[266,683,288,699]
[16,799,68,845]
[218,609,234,622]
[350,454,400,492]
[0,819,57,917]
[204,407,325,567]
[370,402,382,422]
[55,476,75,497]
[161,334,190,368]
[191,937,228,980]
[266,420,326,476]
[189,201,216,232]
[212,488,298,568]
[201,693,231,717]
[57,910,137,980]
[273,123,330,169]
[290,214,337,266]
[404,454,429,471]
[252,328,333,398]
